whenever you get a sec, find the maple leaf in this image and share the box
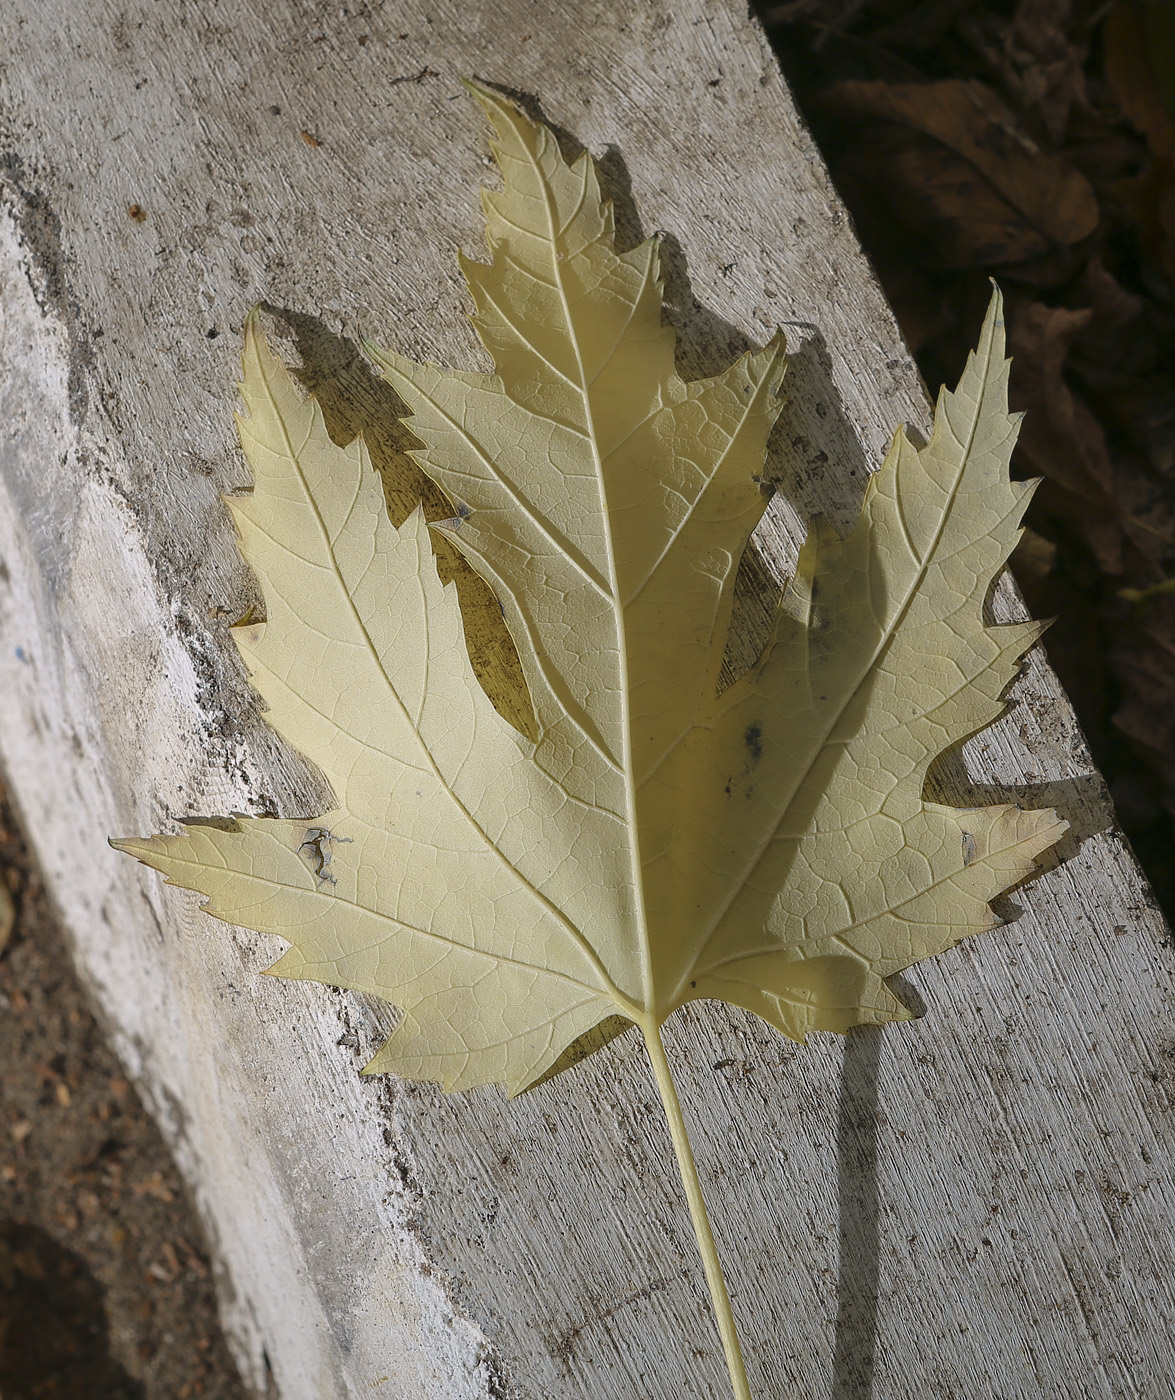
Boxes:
[114,83,1066,1399]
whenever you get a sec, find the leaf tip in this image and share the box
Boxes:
[462,76,520,130]
[241,308,267,367]
[109,834,163,865]
[985,277,1005,321]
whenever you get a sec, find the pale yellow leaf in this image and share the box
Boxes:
[114,86,1065,1102]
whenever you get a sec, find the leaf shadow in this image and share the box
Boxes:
[254,302,438,526]
[593,144,877,537]
[770,328,876,534]
[254,302,537,740]
[597,145,878,681]
[833,1025,882,1400]
[926,750,1113,868]
[726,327,876,678]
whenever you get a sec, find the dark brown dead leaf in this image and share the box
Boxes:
[1105,2,1175,163]
[0,880,11,955]
[821,78,1098,271]
[1008,302,1121,572]
[1010,523,1058,590]
[959,0,1090,142]
[1075,261,1175,493]
[1113,591,1175,818]
[1105,1,1175,292]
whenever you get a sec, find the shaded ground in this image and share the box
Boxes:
[758,0,1175,917]
[0,777,251,1400]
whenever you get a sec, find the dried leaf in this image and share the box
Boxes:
[114,84,1066,1396]
[1114,590,1175,819]
[0,878,12,955]
[998,0,1090,141]
[1106,1,1175,293]
[1007,301,1122,572]
[823,78,1098,270]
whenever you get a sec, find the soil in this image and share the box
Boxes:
[0,776,252,1400]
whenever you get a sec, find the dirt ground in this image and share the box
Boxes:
[0,776,251,1400]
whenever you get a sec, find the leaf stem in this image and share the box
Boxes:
[641,1019,753,1400]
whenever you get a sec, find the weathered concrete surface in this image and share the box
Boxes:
[1,3,1173,1398]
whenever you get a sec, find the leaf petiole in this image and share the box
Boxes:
[642,1019,753,1400]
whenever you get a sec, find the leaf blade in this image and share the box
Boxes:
[118,92,1064,1094]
